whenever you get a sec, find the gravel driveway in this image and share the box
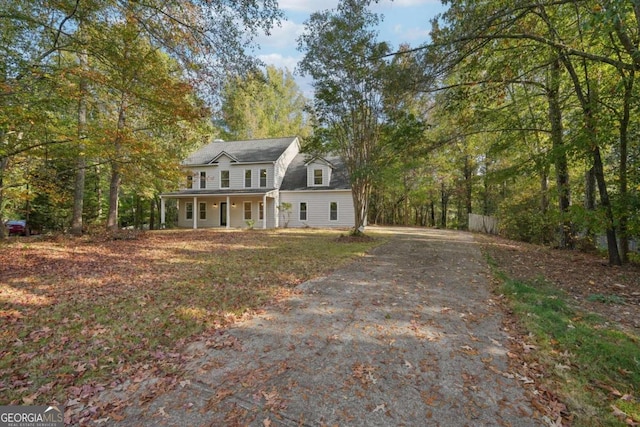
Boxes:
[107,227,544,426]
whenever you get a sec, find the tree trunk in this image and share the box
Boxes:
[0,156,7,239]
[429,200,435,227]
[71,48,88,236]
[107,162,122,231]
[149,197,156,230]
[464,155,472,228]
[547,58,572,248]
[351,176,370,234]
[107,95,127,231]
[584,166,596,241]
[617,70,633,263]
[440,182,449,228]
[592,146,622,265]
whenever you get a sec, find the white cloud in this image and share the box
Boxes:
[277,0,338,12]
[378,0,440,6]
[258,53,300,72]
[258,19,306,50]
[392,24,431,42]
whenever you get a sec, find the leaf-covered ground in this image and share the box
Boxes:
[478,233,640,425]
[0,229,380,421]
[478,234,640,332]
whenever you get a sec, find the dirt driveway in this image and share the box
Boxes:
[105,227,544,426]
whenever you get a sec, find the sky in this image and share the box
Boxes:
[250,0,448,96]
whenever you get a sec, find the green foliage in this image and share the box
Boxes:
[0,0,281,233]
[498,192,558,245]
[498,274,640,425]
[220,65,311,140]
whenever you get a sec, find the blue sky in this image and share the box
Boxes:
[251,0,447,95]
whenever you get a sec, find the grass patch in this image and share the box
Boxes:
[0,229,383,407]
[494,267,639,425]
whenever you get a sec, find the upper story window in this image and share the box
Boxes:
[187,175,193,189]
[260,169,267,187]
[245,169,252,188]
[314,169,323,186]
[220,170,230,188]
[200,171,206,189]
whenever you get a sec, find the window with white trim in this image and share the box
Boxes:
[186,175,193,189]
[259,202,264,220]
[244,202,252,220]
[299,202,307,221]
[259,169,267,187]
[199,202,207,220]
[329,202,338,221]
[220,170,230,188]
[245,169,252,188]
[200,171,206,189]
[186,202,193,220]
[314,169,323,185]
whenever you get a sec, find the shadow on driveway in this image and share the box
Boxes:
[107,227,543,426]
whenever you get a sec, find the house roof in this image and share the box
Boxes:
[183,136,298,165]
[161,188,277,197]
[280,153,351,191]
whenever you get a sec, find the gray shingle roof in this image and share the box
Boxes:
[183,136,298,165]
[280,153,351,191]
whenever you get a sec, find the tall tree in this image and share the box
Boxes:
[298,0,391,233]
[220,65,310,140]
[0,0,282,233]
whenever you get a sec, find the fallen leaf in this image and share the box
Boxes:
[372,403,385,413]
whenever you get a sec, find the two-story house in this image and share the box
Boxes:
[159,136,355,229]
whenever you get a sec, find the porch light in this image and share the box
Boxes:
[213,202,218,208]
[231,203,236,207]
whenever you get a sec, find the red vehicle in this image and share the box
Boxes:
[5,220,27,236]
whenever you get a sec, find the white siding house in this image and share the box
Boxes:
[160,136,355,230]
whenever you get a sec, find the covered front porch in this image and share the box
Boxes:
[160,190,279,229]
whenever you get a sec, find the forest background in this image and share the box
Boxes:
[1,0,638,266]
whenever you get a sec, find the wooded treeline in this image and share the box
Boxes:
[366,0,639,265]
[2,0,638,265]
[0,0,282,236]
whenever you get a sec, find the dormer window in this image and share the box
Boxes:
[313,169,323,185]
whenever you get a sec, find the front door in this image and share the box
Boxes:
[220,202,227,226]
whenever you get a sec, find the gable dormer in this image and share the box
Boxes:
[305,157,334,187]
[208,151,238,164]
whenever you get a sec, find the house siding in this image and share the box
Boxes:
[274,139,300,188]
[280,191,354,228]
[164,137,356,230]
[183,158,276,192]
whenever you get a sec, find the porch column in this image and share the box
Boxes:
[193,196,198,229]
[263,194,267,229]
[160,196,166,228]
[226,196,230,229]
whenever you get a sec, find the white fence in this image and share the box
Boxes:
[468,213,498,235]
